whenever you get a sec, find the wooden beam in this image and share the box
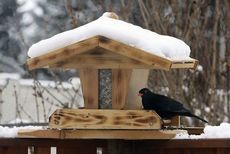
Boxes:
[49,47,195,70]
[98,36,172,70]
[184,127,204,135]
[79,68,99,109]
[172,116,180,127]
[57,147,96,154]
[18,129,182,139]
[171,59,198,69]
[0,147,28,154]
[112,69,132,109]
[48,109,161,130]
[34,147,50,154]
[26,37,99,70]
[167,116,180,127]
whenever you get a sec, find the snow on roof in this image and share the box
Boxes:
[175,123,230,139]
[28,12,191,59]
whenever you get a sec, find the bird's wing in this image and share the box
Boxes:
[153,94,184,112]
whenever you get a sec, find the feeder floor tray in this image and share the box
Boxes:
[17,129,185,140]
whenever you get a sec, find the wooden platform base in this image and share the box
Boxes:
[17,129,186,140]
[49,109,161,130]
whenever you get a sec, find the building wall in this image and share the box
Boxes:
[0,78,83,124]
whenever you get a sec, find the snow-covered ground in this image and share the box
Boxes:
[0,126,42,138]
[175,123,230,139]
[28,12,191,59]
[0,123,229,138]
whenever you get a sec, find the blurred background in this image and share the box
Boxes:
[0,0,229,126]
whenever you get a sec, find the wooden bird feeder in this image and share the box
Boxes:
[21,13,198,139]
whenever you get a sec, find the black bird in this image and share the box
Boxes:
[138,88,208,123]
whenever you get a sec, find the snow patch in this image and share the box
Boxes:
[17,0,43,16]
[28,12,191,59]
[194,109,201,116]
[182,85,188,93]
[0,126,42,138]
[8,118,31,124]
[204,107,210,113]
[22,13,34,24]
[197,65,203,72]
[0,73,21,80]
[175,123,230,139]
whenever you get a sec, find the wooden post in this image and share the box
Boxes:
[169,116,180,127]
[0,88,2,122]
[112,69,132,109]
[79,68,99,109]
[34,147,50,154]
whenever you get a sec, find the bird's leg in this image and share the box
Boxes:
[160,119,165,129]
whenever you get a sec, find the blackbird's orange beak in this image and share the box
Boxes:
[138,93,143,96]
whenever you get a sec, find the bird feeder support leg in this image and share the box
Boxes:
[79,68,99,109]
[112,69,132,109]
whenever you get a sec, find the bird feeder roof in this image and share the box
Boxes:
[26,36,197,70]
[26,12,198,71]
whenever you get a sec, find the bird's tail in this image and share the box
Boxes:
[182,112,208,123]
[190,114,208,123]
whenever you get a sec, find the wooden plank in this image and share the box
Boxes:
[57,148,77,154]
[0,147,28,154]
[181,149,192,154]
[112,69,132,109]
[169,116,180,127]
[48,109,161,130]
[161,116,180,127]
[79,68,99,109]
[57,147,96,154]
[171,59,198,69]
[34,147,50,154]
[185,127,204,135]
[49,46,191,70]
[190,148,216,154]
[26,36,99,70]
[2,138,230,148]
[18,129,181,139]
[171,63,195,69]
[98,36,172,70]
[50,47,156,69]
[216,148,230,154]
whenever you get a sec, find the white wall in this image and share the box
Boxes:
[0,78,83,124]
